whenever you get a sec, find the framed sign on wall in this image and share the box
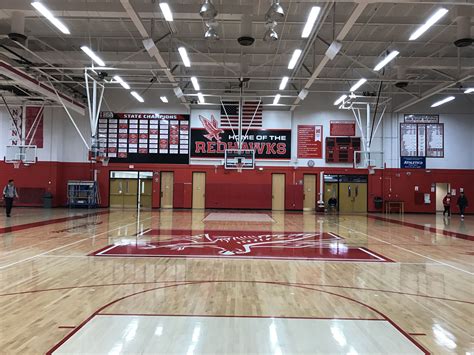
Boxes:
[297,125,323,159]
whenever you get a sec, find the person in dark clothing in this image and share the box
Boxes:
[457,192,468,220]
[3,179,19,217]
[442,192,452,217]
[328,197,338,213]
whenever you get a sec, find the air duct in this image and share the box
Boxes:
[395,67,408,89]
[8,11,27,44]
[454,16,473,47]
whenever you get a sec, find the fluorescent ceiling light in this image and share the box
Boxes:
[178,47,191,67]
[288,49,302,69]
[80,46,105,67]
[279,76,289,90]
[409,8,448,41]
[191,77,200,90]
[113,75,130,90]
[174,87,184,98]
[301,6,321,38]
[464,88,474,94]
[273,94,281,105]
[334,95,347,106]
[197,92,205,104]
[431,96,454,107]
[31,2,70,35]
[160,96,168,103]
[131,91,144,103]
[374,50,399,71]
[298,89,308,100]
[350,78,367,92]
[159,2,173,22]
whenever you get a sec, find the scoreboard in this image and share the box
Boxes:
[98,112,190,164]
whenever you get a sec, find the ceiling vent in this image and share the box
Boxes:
[454,15,473,47]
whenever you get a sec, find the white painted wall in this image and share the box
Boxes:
[1,91,472,168]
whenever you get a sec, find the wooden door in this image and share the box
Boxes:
[109,178,124,207]
[339,182,367,213]
[139,179,152,208]
[192,172,206,209]
[303,174,317,211]
[122,179,138,207]
[160,172,174,209]
[272,174,285,211]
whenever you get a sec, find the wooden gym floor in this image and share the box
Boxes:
[0,208,472,354]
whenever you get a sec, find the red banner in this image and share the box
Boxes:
[297,125,323,159]
[330,120,356,136]
[25,106,44,148]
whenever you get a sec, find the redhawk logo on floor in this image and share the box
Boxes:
[191,115,291,159]
[90,230,392,262]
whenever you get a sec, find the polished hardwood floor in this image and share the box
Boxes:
[0,208,472,354]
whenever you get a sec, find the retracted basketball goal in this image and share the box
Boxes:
[354,151,384,174]
[4,145,37,169]
[224,149,255,173]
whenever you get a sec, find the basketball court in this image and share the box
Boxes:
[0,1,473,354]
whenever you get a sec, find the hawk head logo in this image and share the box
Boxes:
[199,115,224,141]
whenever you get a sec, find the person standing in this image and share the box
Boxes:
[3,179,19,217]
[442,192,452,217]
[457,192,468,220]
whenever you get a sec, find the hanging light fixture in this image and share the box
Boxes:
[199,0,217,21]
[205,20,219,40]
[263,20,278,42]
[265,0,285,22]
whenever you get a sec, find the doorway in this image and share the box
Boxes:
[303,174,317,211]
[339,182,368,213]
[272,173,285,211]
[160,172,174,209]
[435,183,451,212]
[192,172,206,209]
[109,171,153,208]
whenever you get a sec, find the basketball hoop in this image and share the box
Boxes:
[12,161,21,169]
[102,157,110,167]
[368,165,376,175]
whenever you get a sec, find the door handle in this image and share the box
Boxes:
[161,192,163,198]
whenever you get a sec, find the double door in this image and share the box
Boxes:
[109,176,152,208]
[339,182,367,213]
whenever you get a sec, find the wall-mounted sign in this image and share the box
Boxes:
[98,112,190,164]
[404,114,439,123]
[401,156,426,169]
[330,120,356,136]
[400,123,444,158]
[297,125,323,159]
[191,116,291,160]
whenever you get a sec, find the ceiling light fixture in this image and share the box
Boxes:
[31,1,70,35]
[131,91,144,103]
[197,92,205,104]
[174,87,184,98]
[279,76,289,90]
[265,0,285,22]
[178,47,191,67]
[80,46,106,67]
[464,88,474,94]
[204,23,219,40]
[374,50,400,71]
[199,0,218,20]
[191,77,200,91]
[431,96,455,107]
[113,75,130,90]
[409,8,449,41]
[263,20,278,42]
[350,78,367,92]
[159,2,173,22]
[288,49,302,69]
[301,6,321,38]
[160,96,168,103]
[273,94,281,105]
[298,89,309,101]
[334,95,347,106]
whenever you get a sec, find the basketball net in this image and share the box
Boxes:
[13,161,21,169]
[237,163,243,173]
[102,157,110,167]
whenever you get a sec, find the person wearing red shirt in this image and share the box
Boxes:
[442,192,452,217]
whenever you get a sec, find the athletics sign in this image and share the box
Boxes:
[191,116,291,159]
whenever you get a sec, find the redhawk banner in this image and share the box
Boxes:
[191,115,291,159]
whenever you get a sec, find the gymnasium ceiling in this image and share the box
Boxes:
[0,0,473,111]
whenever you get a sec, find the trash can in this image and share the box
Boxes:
[374,196,383,210]
[43,192,53,208]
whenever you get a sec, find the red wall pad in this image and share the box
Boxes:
[1,161,472,213]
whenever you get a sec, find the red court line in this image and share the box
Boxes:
[45,280,430,355]
[368,215,474,241]
[2,279,471,305]
[0,211,110,235]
